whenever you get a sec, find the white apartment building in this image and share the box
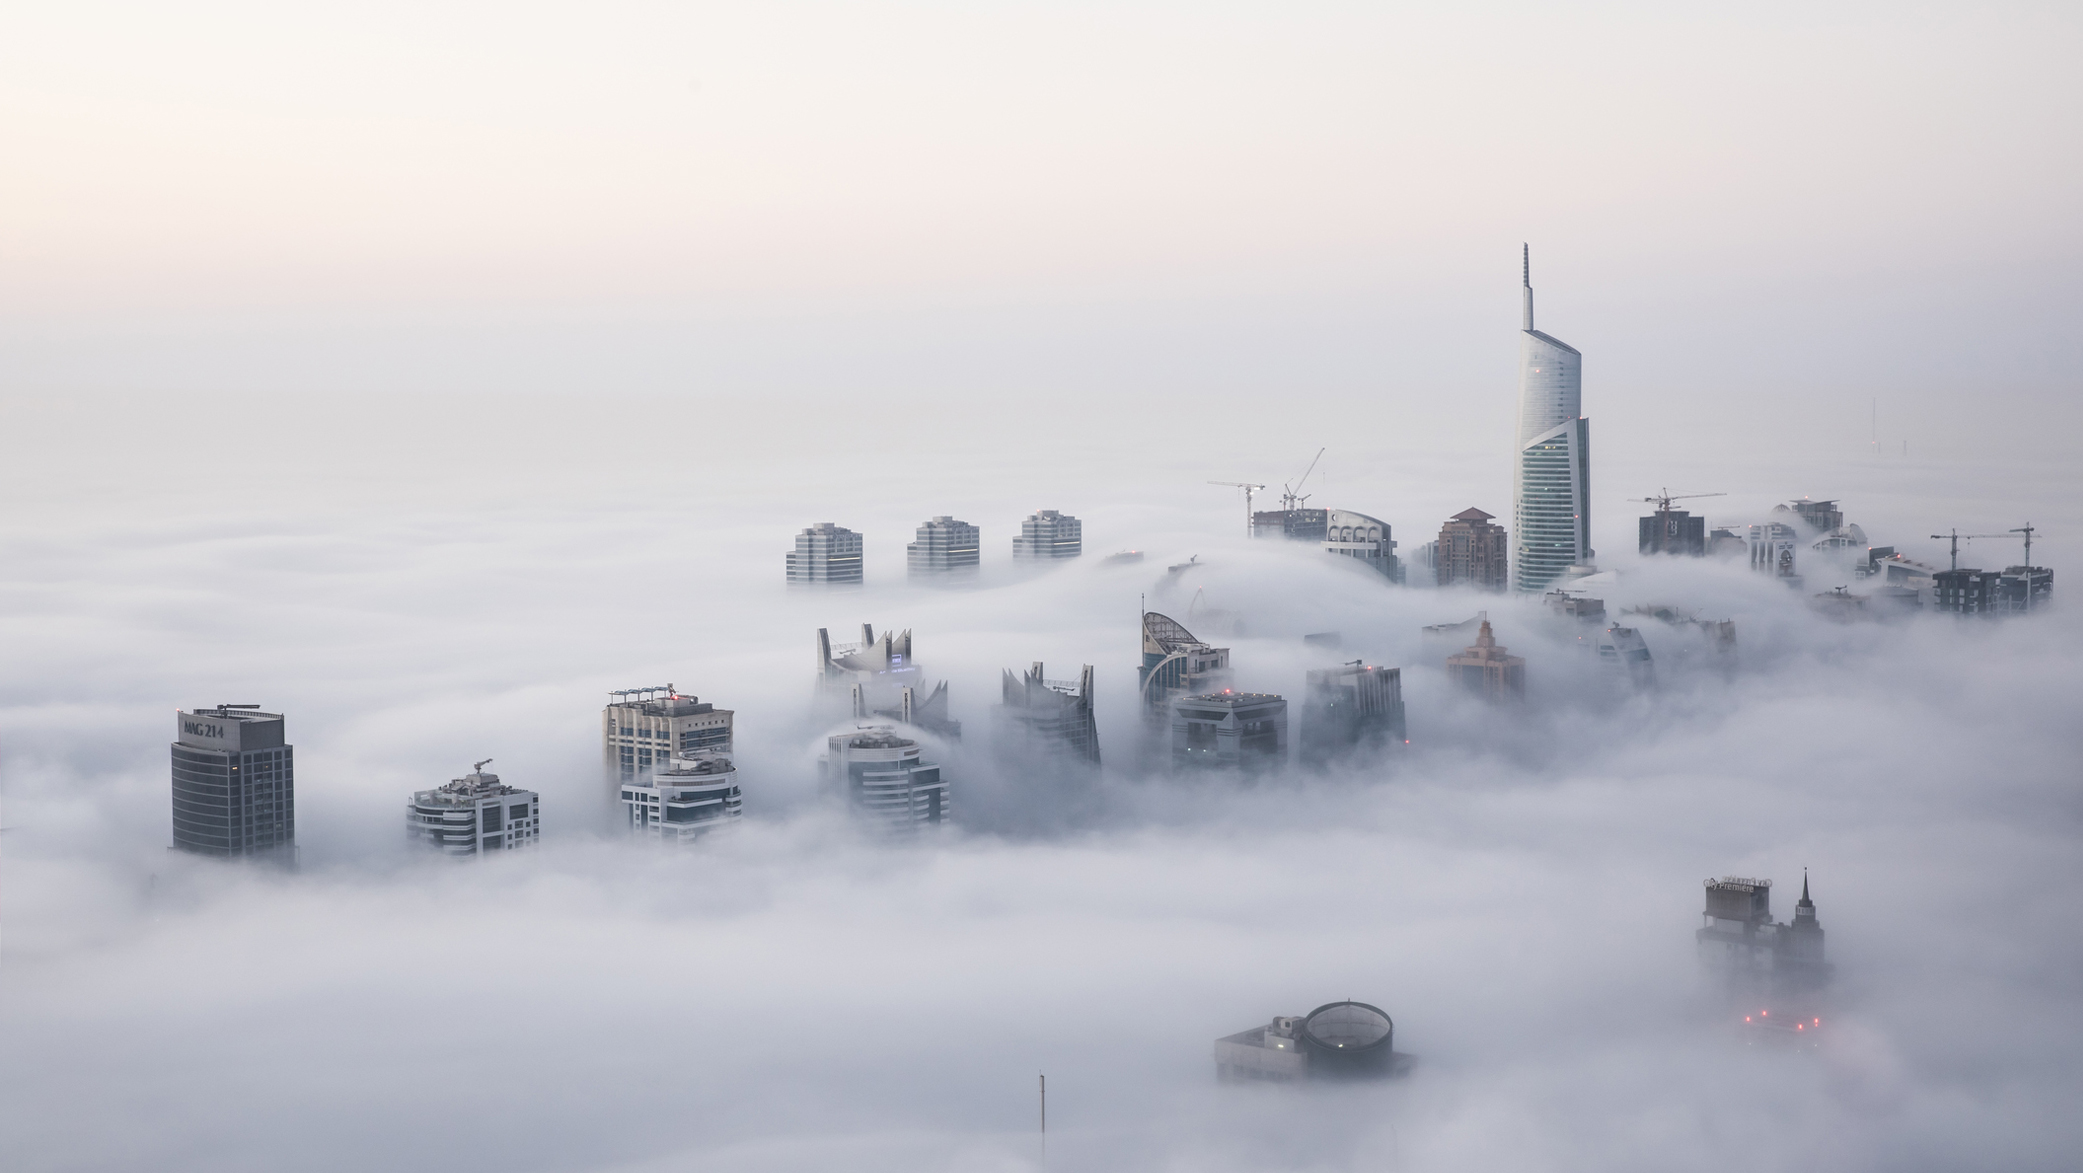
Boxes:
[408,762,540,858]
[621,754,743,842]
[824,726,950,832]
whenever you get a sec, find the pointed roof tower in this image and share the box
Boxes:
[1522,242,1534,331]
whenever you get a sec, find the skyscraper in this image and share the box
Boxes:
[1138,612,1230,725]
[824,726,950,832]
[171,704,295,860]
[1435,507,1509,589]
[602,687,734,785]
[786,522,864,584]
[1445,619,1526,701]
[1512,246,1591,592]
[907,516,980,579]
[995,662,1100,766]
[407,762,539,858]
[1012,510,1082,559]
[1300,663,1406,764]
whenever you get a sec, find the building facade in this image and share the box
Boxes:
[1321,508,1400,581]
[995,662,1100,766]
[1436,507,1509,589]
[1445,619,1526,700]
[1301,664,1406,765]
[603,687,734,784]
[1171,690,1287,772]
[1639,508,1707,556]
[1512,246,1592,592]
[1594,626,1657,689]
[818,624,962,739]
[824,726,950,832]
[1997,565,2054,611]
[1214,1001,1401,1082]
[1138,611,1231,724]
[1012,510,1082,559]
[1748,523,1800,581]
[907,516,980,579]
[786,522,864,584]
[171,705,295,860]
[621,754,742,842]
[1934,568,2002,613]
[407,763,540,858]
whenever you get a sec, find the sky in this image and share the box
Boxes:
[3,3,2082,1171]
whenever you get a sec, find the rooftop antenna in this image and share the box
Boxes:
[1039,1072,1046,1165]
[1207,481,1266,537]
[1281,447,1326,512]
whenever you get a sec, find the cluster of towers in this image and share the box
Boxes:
[787,511,1083,585]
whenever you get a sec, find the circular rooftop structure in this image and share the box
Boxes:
[1299,1001,1394,1075]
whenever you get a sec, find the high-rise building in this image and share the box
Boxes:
[1445,619,1526,700]
[1139,611,1231,724]
[1934,568,2002,613]
[1301,663,1406,764]
[824,726,950,832]
[1996,565,2054,612]
[1436,507,1509,589]
[1779,499,1844,534]
[1012,510,1082,559]
[1512,245,1592,592]
[995,662,1099,766]
[786,522,864,584]
[1696,873,1829,985]
[1594,626,1656,689]
[407,762,539,858]
[1255,507,1402,581]
[1214,1001,1403,1083]
[1748,523,1800,581]
[1171,690,1287,771]
[817,625,961,739]
[907,516,980,579]
[620,754,742,842]
[1320,509,1400,580]
[603,687,734,784]
[1639,508,1707,556]
[171,704,295,860]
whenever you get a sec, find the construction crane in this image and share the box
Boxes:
[1632,488,1726,512]
[1280,448,1326,512]
[1929,529,2011,572]
[1208,481,1265,538]
[2011,523,2038,568]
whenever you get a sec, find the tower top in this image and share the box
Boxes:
[1521,243,1534,330]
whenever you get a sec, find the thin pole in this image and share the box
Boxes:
[1040,1073,1047,1163]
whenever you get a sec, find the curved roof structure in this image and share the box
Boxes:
[1142,611,1206,655]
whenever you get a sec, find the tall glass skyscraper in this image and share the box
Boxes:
[1512,245,1591,592]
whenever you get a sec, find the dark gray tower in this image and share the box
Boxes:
[1779,871,1827,973]
[171,705,295,860]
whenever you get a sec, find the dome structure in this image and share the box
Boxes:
[1298,1001,1395,1075]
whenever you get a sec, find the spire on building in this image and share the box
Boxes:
[1521,242,1534,331]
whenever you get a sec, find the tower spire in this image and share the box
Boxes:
[1521,242,1534,331]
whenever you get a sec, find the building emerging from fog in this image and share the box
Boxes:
[604,686,734,784]
[408,762,539,858]
[818,624,961,740]
[621,754,742,842]
[995,662,1099,766]
[1171,690,1287,772]
[1139,612,1231,724]
[1301,663,1406,765]
[1697,874,1830,990]
[824,726,949,832]
[1445,619,1526,701]
[172,704,295,860]
[1639,507,1707,556]
[1435,507,1509,589]
[1254,506,1403,582]
[907,516,980,579]
[1512,245,1592,592]
[787,522,864,585]
[1012,510,1081,560]
[1214,1001,1405,1082]
[1748,523,1801,583]
[1594,626,1657,689]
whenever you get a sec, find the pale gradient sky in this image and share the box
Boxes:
[2,2,2079,456]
